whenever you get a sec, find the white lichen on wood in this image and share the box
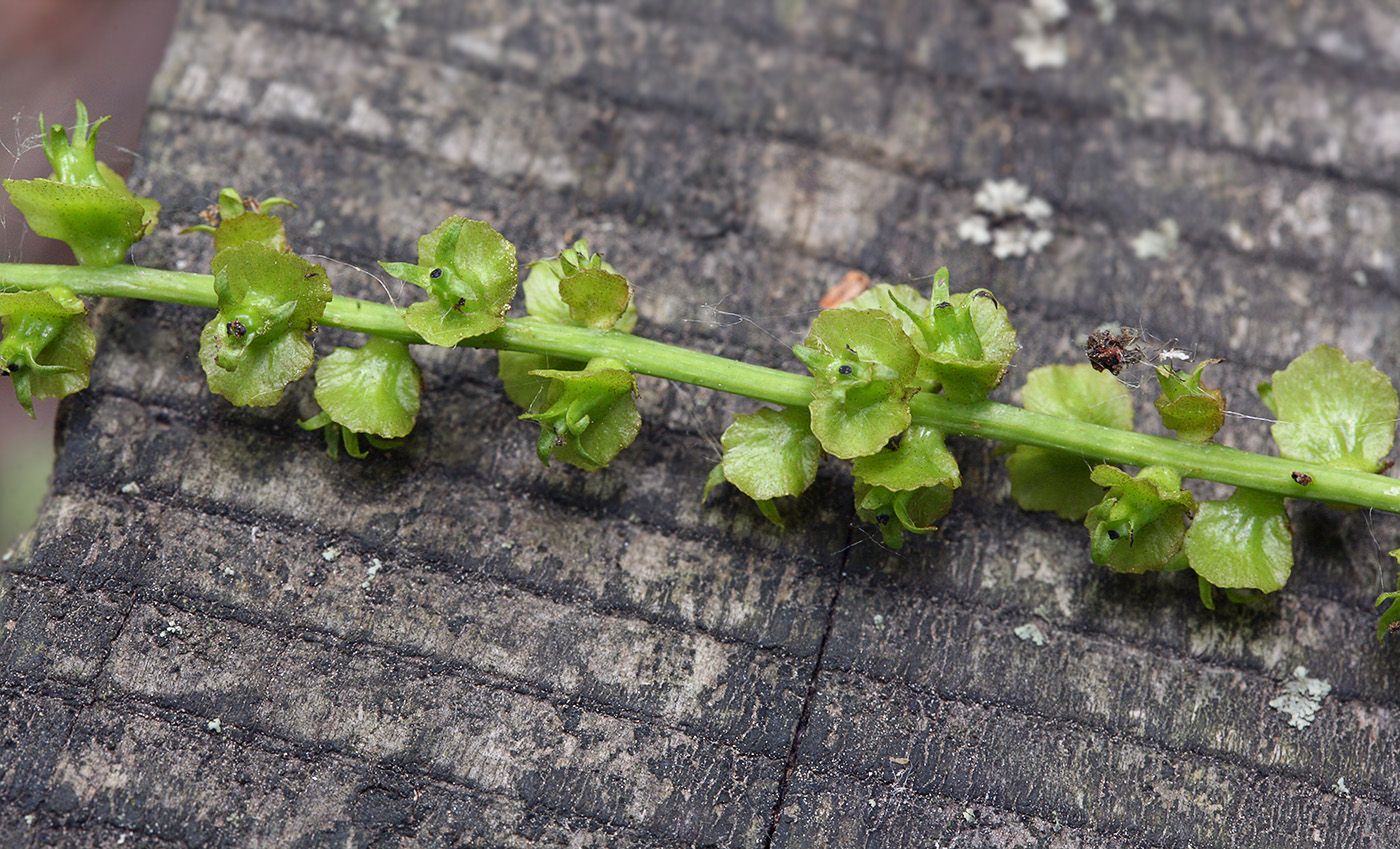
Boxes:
[1013,0,1069,70]
[1269,665,1331,729]
[958,179,1054,259]
[1014,622,1047,646]
[361,556,383,590]
[1130,218,1179,260]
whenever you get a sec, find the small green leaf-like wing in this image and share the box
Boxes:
[1084,465,1196,574]
[498,349,551,411]
[850,424,961,548]
[851,425,960,491]
[521,257,574,326]
[2,104,158,266]
[1258,346,1398,473]
[402,300,502,347]
[4,179,148,266]
[381,217,519,346]
[807,393,911,460]
[199,242,331,407]
[212,212,290,254]
[1004,446,1106,520]
[523,357,640,471]
[422,218,518,312]
[1005,364,1134,520]
[1184,488,1293,592]
[0,287,95,416]
[881,268,1018,401]
[716,406,821,502]
[794,308,918,459]
[838,283,930,343]
[312,338,422,438]
[558,267,632,330]
[200,321,314,407]
[523,239,638,332]
[22,311,95,411]
[209,241,332,331]
[1154,360,1225,443]
[853,481,955,549]
[1021,363,1135,427]
[0,289,85,325]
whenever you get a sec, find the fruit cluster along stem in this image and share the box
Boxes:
[5,261,1398,513]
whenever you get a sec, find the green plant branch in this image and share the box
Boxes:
[916,394,1400,511]
[5,261,1399,513]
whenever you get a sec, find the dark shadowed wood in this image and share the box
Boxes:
[5,1,1400,846]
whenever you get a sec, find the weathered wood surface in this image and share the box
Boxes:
[6,1,1400,846]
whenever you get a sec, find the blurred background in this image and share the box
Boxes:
[0,0,179,546]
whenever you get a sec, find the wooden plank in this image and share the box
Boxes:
[5,0,1400,846]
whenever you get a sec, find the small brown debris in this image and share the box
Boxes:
[820,270,871,309]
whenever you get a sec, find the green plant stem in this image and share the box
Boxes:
[5,262,1399,512]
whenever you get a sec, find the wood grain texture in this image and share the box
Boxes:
[5,1,1400,846]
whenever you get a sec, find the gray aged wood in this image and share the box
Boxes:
[4,0,1400,846]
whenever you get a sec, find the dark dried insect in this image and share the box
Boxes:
[1291,471,1313,486]
[1085,328,1144,375]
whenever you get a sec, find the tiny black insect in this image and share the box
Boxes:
[226,320,247,338]
[1291,471,1313,486]
[838,365,853,375]
[430,268,444,279]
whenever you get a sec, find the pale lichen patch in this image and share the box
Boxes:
[1130,218,1179,260]
[1014,622,1047,646]
[1269,665,1331,729]
[1013,0,1070,70]
[958,178,1054,259]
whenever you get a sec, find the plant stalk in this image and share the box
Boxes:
[5,262,1398,512]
